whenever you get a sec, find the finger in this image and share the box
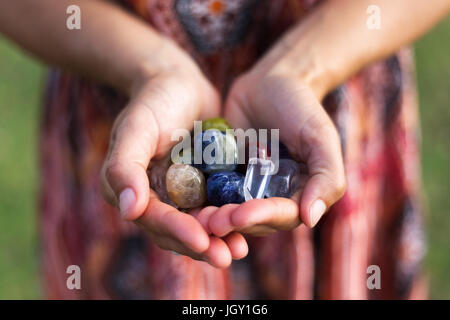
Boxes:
[202,236,232,269]
[230,198,300,231]
[151,233,236,267]
[136,197,210,254]
[194,206,219,234]
[151,234,204,261]
[223,232,248,260]
[297,114,347,228]
[101,101,159,221]
[196,207,249,260]
[155,232,237,268]
[239,225,277,237]
[208,204,240,237]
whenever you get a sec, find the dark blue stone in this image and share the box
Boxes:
[278,142,293,159]
[207,172,245,206]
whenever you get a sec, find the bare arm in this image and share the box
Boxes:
[217,0,450,233]
[0,0,249,267]
[0,0,182,94]
[262,0,450,98]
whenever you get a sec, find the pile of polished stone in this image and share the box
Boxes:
[149,118,301,209]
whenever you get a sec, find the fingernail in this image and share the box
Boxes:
[309,199,326,227]
[119,188,136,219]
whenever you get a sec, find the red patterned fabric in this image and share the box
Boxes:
[40,0,427,299]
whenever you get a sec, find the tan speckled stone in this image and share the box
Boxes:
[165,164,206,209]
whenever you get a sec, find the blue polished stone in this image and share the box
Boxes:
[276,142,293,160]
[193,130,237,174]
[207,172,245,206]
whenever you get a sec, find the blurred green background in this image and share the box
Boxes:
[0,17,449,299]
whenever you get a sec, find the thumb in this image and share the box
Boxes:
[296,113,347,228]
[101,101,159,221]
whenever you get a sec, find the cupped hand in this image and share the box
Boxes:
[100,41,248,267]
[205,62,346,236]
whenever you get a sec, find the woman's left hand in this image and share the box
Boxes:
[201,0,450,238]
[202,57,347,237]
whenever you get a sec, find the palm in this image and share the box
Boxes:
[137,70,220,159]
[102,65,249,267]
[200,72,345,236]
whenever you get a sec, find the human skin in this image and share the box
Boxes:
[1,0,449,266]
[0,0,247,268]
[204,0,450,237]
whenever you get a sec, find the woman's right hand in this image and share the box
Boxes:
[100,40,248,268]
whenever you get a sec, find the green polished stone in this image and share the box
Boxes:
[202,117,232,132]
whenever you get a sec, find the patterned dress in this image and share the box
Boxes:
[40,0,427,299]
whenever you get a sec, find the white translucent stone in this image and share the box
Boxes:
[243,158,274,201]
[264,159,301,198]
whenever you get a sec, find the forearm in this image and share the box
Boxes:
[0,0,182,94]
[263,0,450,99]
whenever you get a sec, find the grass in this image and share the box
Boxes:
[0,17,449,299]
[0,39,43,299]
[415,17,450,299]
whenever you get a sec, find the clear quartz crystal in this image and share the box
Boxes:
[264,159,301,198]
[243,158,274,201]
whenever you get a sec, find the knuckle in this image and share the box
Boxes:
[319,121,339,142]
[302,116,339,147]
[221,203,236,211]
[104,160,124,184]
[333,175,347,199]
[99,185,116,207]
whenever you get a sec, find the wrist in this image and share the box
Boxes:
[246,42,333,101]
[268,51,332,101]
[128,38,198,97]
